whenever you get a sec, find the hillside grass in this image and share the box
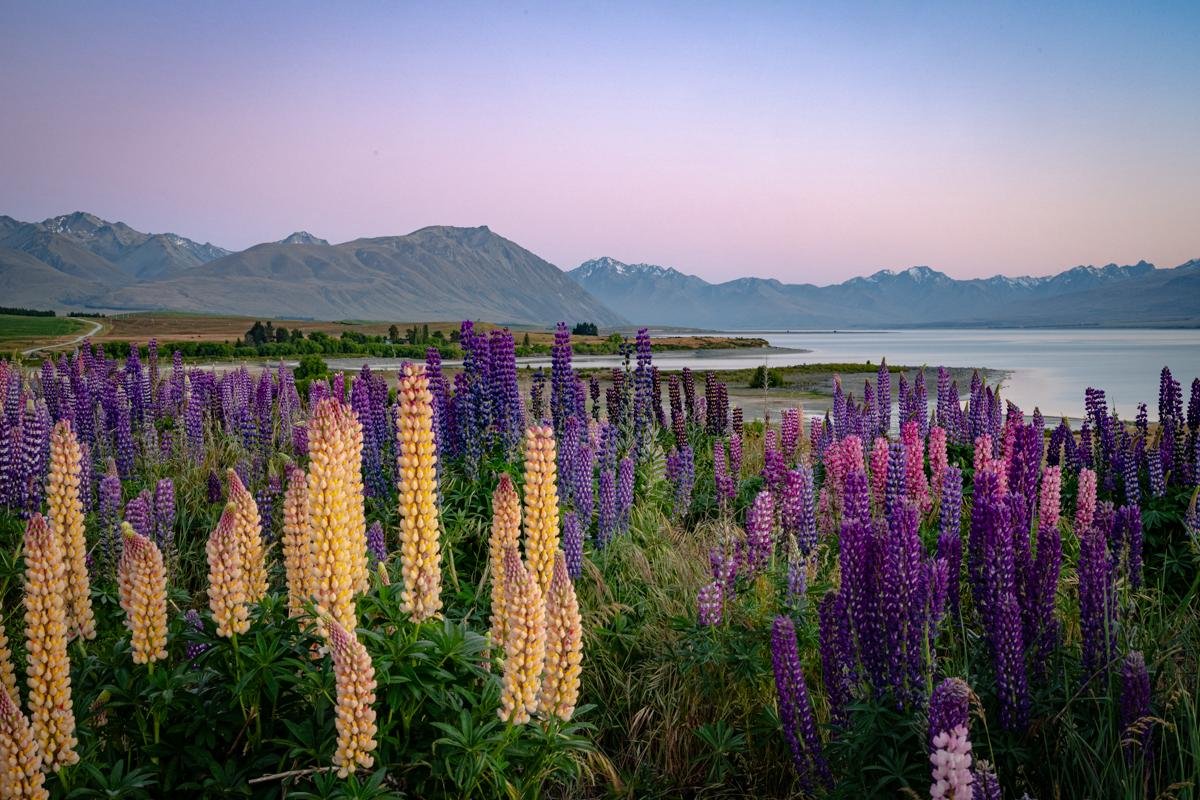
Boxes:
[0,313,87,348]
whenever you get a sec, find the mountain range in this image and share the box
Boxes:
[0,213,624,326]
[568,257,1200,328]
[2,211,1197,328]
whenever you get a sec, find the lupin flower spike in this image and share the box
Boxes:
[206,503,250,638]
[281,466,311,618]
[498,546,546,725]
[117,522,168,664]
[523,424,560,596]
[489,474,522,653]
[538,551,583,720]
[47,420,95,640]
[22,513,79,770]
[321,615,378,777]
[396,363,443,621]
[0,684,49,800]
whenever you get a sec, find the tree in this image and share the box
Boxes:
[295,355,329,381]
[421,323,430,343]
[388,325,400,343]
[749,365,785,389]
[522,332,531,348]
[275,327,289,343]
[572,322,598,337]
[290,328,305,342]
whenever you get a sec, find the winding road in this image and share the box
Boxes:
[20,317,104,357]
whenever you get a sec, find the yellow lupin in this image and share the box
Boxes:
[537,550,583,720]
[522,424,560,596]
[21,514,78,771]
[0,620,18,704]
[498,545,545,725]
[117,522,168,665]
[322,616,378,777]
[0,684,48,800]
[281,465,312,618]
[488,474,521,653]
[206,503,249,638]
[396,363,442,621]
[307,398,367,633]
[227,469,268,602]
[47,420,95,641]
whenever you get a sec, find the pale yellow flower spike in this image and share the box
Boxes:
[21,514,78,771]
[0,685,49,800]
[206,504,250,638]
[538,550,583,721]
[396,363,443,622]
[488,474,521,654]
[117,523,169,665]
[522,424,560,596]
[323,615,378,778]
[498,546,546,725]
[47,420,95,641]
[0,620,18,705]
[281,466,312,618]
[227,469,268,602]
[307,398,367,633]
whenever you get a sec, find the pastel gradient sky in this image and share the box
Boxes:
[2,1,1198,282]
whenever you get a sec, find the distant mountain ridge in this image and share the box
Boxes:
[568,257,1200,328]
[3,209,1196,327]
[0,213,625,326]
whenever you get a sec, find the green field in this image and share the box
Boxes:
[0,313,87,347]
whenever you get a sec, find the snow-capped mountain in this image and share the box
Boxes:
[569,256,1200,328]
[278,231,330,246]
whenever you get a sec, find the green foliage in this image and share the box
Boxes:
[571,322,599,337]
[748,365,785,389]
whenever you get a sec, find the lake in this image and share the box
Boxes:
[326,328,1200,421]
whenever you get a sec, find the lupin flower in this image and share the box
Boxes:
[47,420,95,640]
[746,489,775,572]
[366,521,386,566]
[523,424,560,596]
[869,436,890,512]
[498,546,546,725]
[183,609,210,663]
[154,477,175,552]
[1075,468,1097,534]
[1079,503,1116,679]
[22,514,79,770]
[697,579,724,626]
[228,469,269,602]
[0,684,48,800]
[117,522,168,664]
[281,466,311,618]
[1119,650,1153,764]
[770,615,831,791]
[322,615,378,777]
[901,420,930,512]
[0,621,16,703]
[489,474,522,652]
[309,398,369,632]
[780,466,817,554]
[538,551,583,720]
[928,678,971,751]
[396,365,442,622]
[616,455,634,534]
[207,504,249,638]
[561,510,583,580]
[929,725,974,799]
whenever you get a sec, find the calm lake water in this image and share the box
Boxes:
[327,328,1200,421]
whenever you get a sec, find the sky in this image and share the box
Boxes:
[1,1,1198,284]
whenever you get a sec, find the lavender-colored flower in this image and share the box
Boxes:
[632,328,655,452]
[745,490,775,573]
[971,763,1002,800]
[665,445,695,519]
[99,465,122,569]
[488,328,524,453]
[617,456,634,535]
[352,369,384,497]
[971,469,1029,730]
[366,520,386,565]
[713,439,736,508]
[1079,502,1117,680]
[704,372,728,436]
[729,433,743,480]
[257,474,281,540]
[770,615,831,791]
[424,347,452,459]
[876,359,892,436]
[937,465,963,614]
[697,580,723,626]
[780,466,817,554]
[818,590,853,728]
[597,467,618,548]
[184,608,210,663]
[154,477,175,552]
[1121,504,1143,589]
[550,322,576,433]
[125,490,154,540]
[562,510,583,580]
[928,677,971,751]
[1119,650,1153,764]
[207,470,223,504]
